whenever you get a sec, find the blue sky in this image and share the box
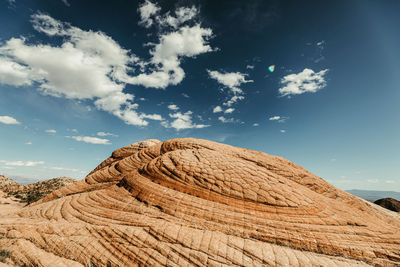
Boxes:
[0,0,399,191]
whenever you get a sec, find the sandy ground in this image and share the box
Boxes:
[0,190,24,216]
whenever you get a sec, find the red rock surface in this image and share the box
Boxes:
[0,138,399,266]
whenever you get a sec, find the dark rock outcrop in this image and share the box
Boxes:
[374,198,400,212]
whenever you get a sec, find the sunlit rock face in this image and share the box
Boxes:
[0,138,399,266]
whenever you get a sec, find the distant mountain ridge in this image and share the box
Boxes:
[346,189,400,202]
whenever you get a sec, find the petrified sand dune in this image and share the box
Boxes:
[0,138,399,266]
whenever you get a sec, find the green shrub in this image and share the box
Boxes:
[0,249,11,263]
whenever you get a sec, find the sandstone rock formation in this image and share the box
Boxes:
[0,176,19,190]
[374,198,400,212]
[0,176,75,204]
[0,138,399,266]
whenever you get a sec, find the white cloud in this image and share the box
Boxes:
[385,180,396,184]
[269,115,288,123]
[97,131,118,137]
[168,104,179,111]
[162,111,209,131]
[0,57,37,86]
[0,5,213,128]
[0,13,167,127]
[0,115,20,125]
[367,179,379,183]
[224,108,235,114]
[280,129,286,133]
[269,116,281,121]
[213,106,222,113]
[208,70,252,92]
[129,25,213,88]
[182,93,190,98]
[140,113,163,120]
[69,136,111,145]
[223,95,244,107]
[279,68,328,97]
[253,123,259,126]
[45,129,56,134]
[246,65,254,69]
[218,116,240,124]
[138,0,161,28]
[207,70,252,106]
[0,160,45,167]
[25,142,32,145]
[157,6,198,29]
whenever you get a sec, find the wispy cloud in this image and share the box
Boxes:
[68,136,111,145]
[97,131,118,137]
[269,115,288,123]
[45,129,56,134]
[46,166,79,172]
[0,160,45,166]
[218,116,241,124]
[0,115,20,125]
[61,0,70,7]
[279,68,328,97]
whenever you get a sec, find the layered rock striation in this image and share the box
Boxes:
[0,138,399,266]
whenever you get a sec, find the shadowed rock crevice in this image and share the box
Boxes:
[0,138,399,266]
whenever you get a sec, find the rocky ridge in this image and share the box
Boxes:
[0,138,399,266]
[0,176,75,204]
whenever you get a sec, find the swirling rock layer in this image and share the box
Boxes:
[0,138,399,266]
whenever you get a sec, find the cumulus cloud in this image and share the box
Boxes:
[207,70,253,106]
[280,129,286,133]
[45,129,56,134]
[0,115,20,125]
[128,25,213,88]
[0,8,211,127]
[279,68,328,97]
[97,131,118,137]
[69,136,111,145]
[0,160,44,166]
[213,106,222,113]
[167,104,179,111]
[138,0,161,28]
[252,123,259,126]
[162,111,209,131]
[224,108,235,114]
[0,13,161,126]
